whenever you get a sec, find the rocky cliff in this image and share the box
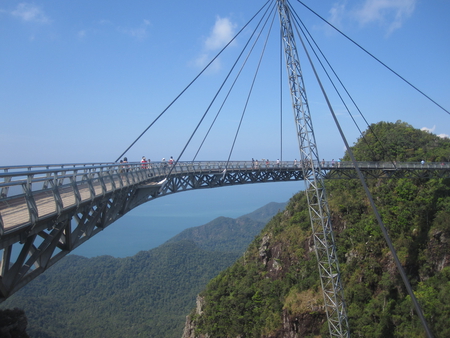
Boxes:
[182,121,450,337]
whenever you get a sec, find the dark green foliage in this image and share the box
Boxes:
[0,308,29,338]
[194,193,323,337]
[167,216,265,252]
[1,202,283,338]
[2,241,238,338]
[345,120,450,162]
[167,202,286,252]
[192,121,450,337]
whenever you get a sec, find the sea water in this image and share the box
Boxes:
[72,181,301,258]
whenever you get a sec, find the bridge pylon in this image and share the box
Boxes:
[276,1,350,336]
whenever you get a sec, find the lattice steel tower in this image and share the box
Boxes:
[276,1,350,336]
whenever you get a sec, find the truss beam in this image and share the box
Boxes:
[276,1,350,336]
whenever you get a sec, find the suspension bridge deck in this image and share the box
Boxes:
[1,160,449,236]
[0,160,449,301]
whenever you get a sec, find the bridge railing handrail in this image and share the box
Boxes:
[0,160,449,234]
[0,161,449,193]
[1,160,449,198]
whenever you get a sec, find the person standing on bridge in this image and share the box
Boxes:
[123,157,130,172]
[141,156,147,169]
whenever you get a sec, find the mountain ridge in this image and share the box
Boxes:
[182,121,450,338]
[0,201,288,338]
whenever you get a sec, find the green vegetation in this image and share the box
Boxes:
[3,121,450,337]
[190,121,450,337]
[0,203,282,338]
[3,241,238,338]
[347,120,450,162]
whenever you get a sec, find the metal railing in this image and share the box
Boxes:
[1,160,449,235]
[1,160,449,199]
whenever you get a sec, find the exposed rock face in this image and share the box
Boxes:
[279,309,325,338]
[182,296,209,338]
[182,228,326,338]
[429,229,450,272]
[182,290,324,338]
[259,234,271,266]
[0,308,29,338]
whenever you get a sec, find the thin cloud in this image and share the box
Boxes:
[421,126,436,133]
[11,3,50,24]
[194,16,237,72]
[421,126,449,138]
[118,19,150,41]
[353,0,416,34]
[204,16,236,51]
[328,1,347,29]
[326,0,416,35]
[77,30,87,39]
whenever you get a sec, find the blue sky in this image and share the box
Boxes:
[1,0,449,166]
[1,1,449,257]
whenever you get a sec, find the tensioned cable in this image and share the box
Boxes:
[279,28,283,163]
[191,1,276,162]
[114,0,272,163]
[165,1,276,177]
[296,0,450,116]
[289,5,434,338]
[226,8,278,165]
[288,2,390,164]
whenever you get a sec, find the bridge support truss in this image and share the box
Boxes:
[276,1,350,336]
[0,162,306,301]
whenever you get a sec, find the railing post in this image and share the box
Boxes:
[1,175,11,199]
[0,213,4,237]
[71,170,82,208]
[22,174,38,226]
[51,173,64,215]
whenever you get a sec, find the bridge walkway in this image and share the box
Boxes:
[0,160,449,301]
[1,160,449,235]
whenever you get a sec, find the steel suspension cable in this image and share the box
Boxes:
[288,3,391,165]
[165,1,275,177]
[295,0,450,116]
[279,28,284,163]
[290,4,434,337]
[114,0,272,163]
[191,1,276,162]
[226,8,278,166]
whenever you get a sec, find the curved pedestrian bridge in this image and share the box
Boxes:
[0,160,449,301]
[1,160,449,234]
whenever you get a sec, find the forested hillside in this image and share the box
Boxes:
[183,121,450,338]
[167,202,287,252]
[0,203,285,338]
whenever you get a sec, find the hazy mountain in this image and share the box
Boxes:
[166,202,287,252]
[0,202,287,338]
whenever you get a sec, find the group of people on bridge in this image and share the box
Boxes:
[250,158,342,169]
[119,156,177,170]
[118,156,347,172]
